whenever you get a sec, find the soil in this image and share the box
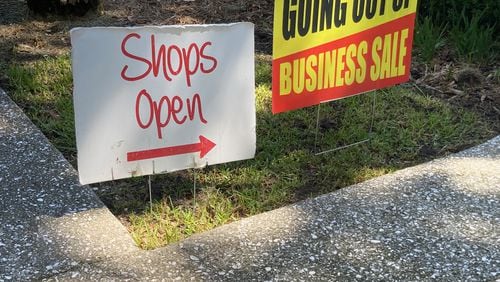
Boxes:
[410,59,500,132]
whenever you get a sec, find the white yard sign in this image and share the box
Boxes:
[71,23,255,185]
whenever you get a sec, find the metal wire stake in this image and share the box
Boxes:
[314,91,378,156]
[368,90,377,137]
[315,139,370,155]
[314,103,322,153]
[192,168,197,212]
[148,175,153,213]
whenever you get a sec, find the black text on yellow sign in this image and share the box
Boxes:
[272,0,418,113]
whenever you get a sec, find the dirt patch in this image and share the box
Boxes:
[411,60,500,132]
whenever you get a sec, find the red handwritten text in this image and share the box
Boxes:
[135,89,208,139]
[121,33,218,87]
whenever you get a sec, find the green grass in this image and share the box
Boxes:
[7,55,77,161]
[128,187,236,247]
[6,55,496,250]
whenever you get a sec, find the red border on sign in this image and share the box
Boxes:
[272,13,416,114]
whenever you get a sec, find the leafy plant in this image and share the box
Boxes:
[450,11,497,64]
[493,68,500,83]
[414,17,447,63]
[418,0,500,36]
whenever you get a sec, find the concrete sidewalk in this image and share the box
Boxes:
[1,87,499,281]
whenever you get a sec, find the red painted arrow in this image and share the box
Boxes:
[127,135,216,162]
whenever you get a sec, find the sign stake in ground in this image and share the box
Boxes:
[71,23,256,185]
[314,90,377,155]
[148,175,153,213]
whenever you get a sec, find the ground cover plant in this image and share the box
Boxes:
[1,0,499,250]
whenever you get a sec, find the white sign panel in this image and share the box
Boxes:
[71,23,255,185]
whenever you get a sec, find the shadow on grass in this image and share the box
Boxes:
[93,79,496,249]
[3,33,497,250]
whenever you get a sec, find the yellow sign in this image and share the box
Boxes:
[273,0,418,113]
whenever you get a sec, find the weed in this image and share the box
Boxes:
[492,68,500,83]
[450,11,497,64]
[414,17,447,63]
[418,0,500,36]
